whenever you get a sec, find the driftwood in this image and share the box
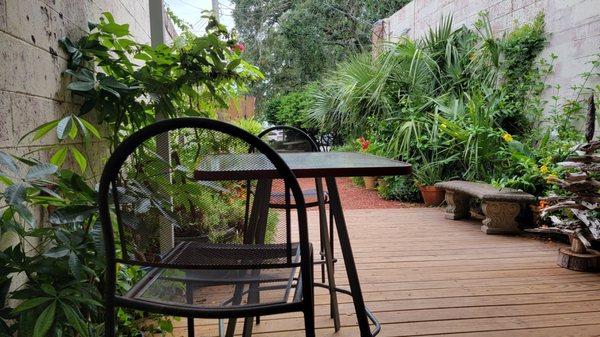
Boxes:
[534,94,600,271]
[585,95,595,142]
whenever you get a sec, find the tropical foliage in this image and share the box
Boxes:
[22,12,262,171]
[308,13,593,198]
[1,12,263,337]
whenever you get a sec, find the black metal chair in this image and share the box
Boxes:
[98,118,315,337]
[256,126,340,331]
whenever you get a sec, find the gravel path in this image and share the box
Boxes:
[296,177,422,210]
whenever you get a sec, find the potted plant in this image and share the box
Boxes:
[412,151,458,206]
[413,161,447,206]
[356,136,379,189]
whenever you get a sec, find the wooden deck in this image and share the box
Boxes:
[173,208,600,337]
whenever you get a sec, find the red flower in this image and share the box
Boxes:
[232,42,245,53]
[357,136,370,151]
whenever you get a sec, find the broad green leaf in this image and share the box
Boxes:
[13,297,52,313]
[19,119,60,143]
[64,69,94,82]
[0,173,12,186]
[4,183,27,205]
[54,230,70,245]
[68,254,83,280]
[99,76,129,90]
[58,37,77,54]
[12,204,34,227]
[50,148,68,167]
[43,247,70,258]
[61,303,88,337]
[70,147,87,173]
[77,118,101,138]
[33,301,55,337]
[102,12,115,23]
[67,121,78,139]
[26,164,58,181]
[67,81,95,92]
[73,116,89,140]
[100,85,120,98]
[0,151,19,174]
[133,52,152,61]
[56,116,73,140]
[67,296,102,308]
[102,22,130,37]
[40,284,57,297]
[226,58,242,71]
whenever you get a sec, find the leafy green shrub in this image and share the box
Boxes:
[309,12,589,197]
[235,117,263,135]
[24,12,262,170]
[377,176,421,202]
[259,88,317,133]
[498,13,548,134]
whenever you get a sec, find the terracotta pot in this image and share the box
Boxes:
[419,185,445,206]
[364,176,378,190]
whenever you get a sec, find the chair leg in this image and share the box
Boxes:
[315,178,340,330]
[303,251,316,337]
[187,318,195,337]
[320,209,326,283]
[186,283,196,337]
[303,310,316,337]
[225,283,245,337]
[104,302,116,337]
[329,206,335,258]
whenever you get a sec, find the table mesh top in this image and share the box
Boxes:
[195,152,411,180]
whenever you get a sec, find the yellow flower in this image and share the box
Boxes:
[539,165,548,174]
[546,174,558,183]
[502,132,513,142]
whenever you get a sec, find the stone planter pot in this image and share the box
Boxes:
[419,185,445,206]
[364,176,378,190]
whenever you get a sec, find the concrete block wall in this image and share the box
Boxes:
[0,0,176,167]
[378,0,600,104]
[0,0,177,284]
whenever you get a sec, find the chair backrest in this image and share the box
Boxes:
[98,118,310,274]
[258,126,319,153]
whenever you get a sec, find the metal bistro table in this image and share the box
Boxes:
[196,151,412,336]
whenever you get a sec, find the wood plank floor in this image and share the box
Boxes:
[172,208,600,337]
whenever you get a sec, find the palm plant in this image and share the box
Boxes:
[309,53,384,139]
[434,90,506,181]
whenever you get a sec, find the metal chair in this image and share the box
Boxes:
[257,126,340,331]
[98,118,315,337]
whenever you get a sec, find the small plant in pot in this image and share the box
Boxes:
[413,155,457,206]
[356,136,380,189]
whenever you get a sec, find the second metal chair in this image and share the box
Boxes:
[257,126,340,331]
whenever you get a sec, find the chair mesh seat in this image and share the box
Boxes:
[123,266,300,309]
[165,241,301,268]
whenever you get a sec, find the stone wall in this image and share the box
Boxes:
[0,0,177,294]
[377,0,600,103]
[0,0,176,166]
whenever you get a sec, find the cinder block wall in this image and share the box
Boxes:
[378,0,600,104]
[0,0,176,292]
[0,0,176,167]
